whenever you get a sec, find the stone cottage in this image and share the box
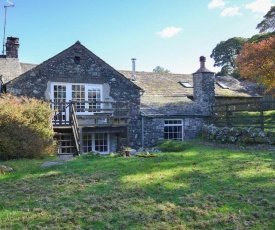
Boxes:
[0,37,260,154]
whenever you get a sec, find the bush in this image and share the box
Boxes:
[154,140,190,152]
[0,94,55,160]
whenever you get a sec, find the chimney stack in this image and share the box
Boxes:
[131,58,136,81]
[200,56,206,69]
[6,36,19,58]
[192,56,215,115]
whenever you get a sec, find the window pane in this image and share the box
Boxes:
[72,85,85,112]
[88,88,101,110]
[94,133,108,152]
[164,120,183,141]
[82,133,92,153]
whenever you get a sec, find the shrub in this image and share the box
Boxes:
[0,94,55,160]
[154,140,190,152]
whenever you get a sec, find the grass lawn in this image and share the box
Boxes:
[0,142,274,229]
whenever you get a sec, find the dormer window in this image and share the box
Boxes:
[216,81,229,89]
[74,56,80,64]
[179,81,193,88]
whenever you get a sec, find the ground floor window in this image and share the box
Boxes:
[82,133,109,154]
[164,119,183,141]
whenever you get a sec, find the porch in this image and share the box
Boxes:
[51,101,130,155]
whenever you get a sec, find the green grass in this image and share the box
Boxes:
[0,142,275,229]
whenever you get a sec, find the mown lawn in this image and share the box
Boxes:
[0,142,274,229]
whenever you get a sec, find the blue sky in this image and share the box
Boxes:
[0,0,274,74]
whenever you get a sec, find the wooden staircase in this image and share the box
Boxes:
[54,132,76,155]
[51,100,130,156]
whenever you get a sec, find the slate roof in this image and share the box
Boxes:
[119,70,261,116]
[0,58,37,84]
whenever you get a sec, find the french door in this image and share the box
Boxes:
[82,133,109,154]
[51,83,102,120]
[52,85,68,122]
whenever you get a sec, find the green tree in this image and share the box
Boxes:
[210,37,247,75]
[153,66,171,73]
[256,6,275,33]
[248,32,275,43]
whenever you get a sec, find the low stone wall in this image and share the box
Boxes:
[201,124,275,145]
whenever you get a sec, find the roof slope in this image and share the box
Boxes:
[0,58,37,84]
[120,71,260,98]
[119,71,260,116]
[0,58,22,84]
[6,41,140,91]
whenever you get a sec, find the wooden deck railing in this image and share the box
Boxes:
[50,100,130,127]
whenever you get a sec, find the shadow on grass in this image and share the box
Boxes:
[0,145,274,229]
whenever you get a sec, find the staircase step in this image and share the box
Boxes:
[59,146,75,148]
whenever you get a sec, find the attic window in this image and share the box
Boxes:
[179,82,193,88]
[74,56,80,64]
[216,81,229,89]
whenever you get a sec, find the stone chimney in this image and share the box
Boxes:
[6,36,19,58]
[192,56,215,115]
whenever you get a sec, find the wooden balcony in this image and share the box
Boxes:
[51,100,130,128]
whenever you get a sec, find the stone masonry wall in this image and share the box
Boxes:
[193,72,215,116]
[142,116,208,147]
[6,42,142,149]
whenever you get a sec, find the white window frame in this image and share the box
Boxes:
[82,133,109,154]
[51,82,102,115]
[164,119,184,141]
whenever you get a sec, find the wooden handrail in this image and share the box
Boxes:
[71,104,80,155]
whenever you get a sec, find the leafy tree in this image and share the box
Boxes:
[248,32,275,43]
[236,36,275,92]
[256,6,275,33]
[210,37,247,75]
[153,66,171,73]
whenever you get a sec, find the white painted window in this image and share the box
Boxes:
[72,85,85,112]
[53,85,67,121]
[51,83,102,115]
[82,133,109,154]
[164,119,183,141]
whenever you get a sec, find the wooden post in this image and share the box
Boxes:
[58,102,62,125]
[69,101,72,125]
[79,127,83,155]
[226,103,229,126]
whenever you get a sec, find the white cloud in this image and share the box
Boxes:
[156,27,182,38]
[245,0,274,13]
[220,6,242,16]
[208,0,226,9]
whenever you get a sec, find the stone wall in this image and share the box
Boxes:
[6,42,142,149]
[193,72,215,115]
[142,116,208,147]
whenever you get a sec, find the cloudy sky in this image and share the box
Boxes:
[0,0,274,73]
